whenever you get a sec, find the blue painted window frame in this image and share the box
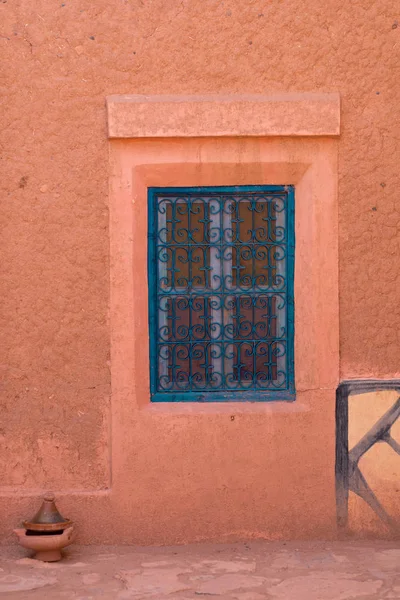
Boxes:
[148,185,295,402]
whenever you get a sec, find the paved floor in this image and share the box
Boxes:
[0,541,398,599]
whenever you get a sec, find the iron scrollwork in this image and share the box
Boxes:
[148,186,295,402]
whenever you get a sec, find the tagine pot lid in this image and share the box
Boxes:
[23,493,72,532]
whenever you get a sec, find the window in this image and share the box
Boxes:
[148,186,295,402]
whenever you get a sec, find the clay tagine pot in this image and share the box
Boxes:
[14,493,75,562]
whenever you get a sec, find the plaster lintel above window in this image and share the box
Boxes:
[106,93,340,139]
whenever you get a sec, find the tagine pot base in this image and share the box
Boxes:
[14,526,75,562]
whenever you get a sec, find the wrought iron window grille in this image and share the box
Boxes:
[148,186,295,402]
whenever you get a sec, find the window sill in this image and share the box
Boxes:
[151,390,295,403]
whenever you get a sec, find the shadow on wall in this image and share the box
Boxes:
[336,380,400,538]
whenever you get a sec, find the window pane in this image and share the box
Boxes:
[149,187,294,401]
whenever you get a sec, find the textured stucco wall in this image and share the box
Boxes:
[1,0,399,542]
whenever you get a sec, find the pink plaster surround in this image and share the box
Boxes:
[1,95,340,545]
[104,94,341,544]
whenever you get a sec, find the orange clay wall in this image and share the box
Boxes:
[1,0,399,543]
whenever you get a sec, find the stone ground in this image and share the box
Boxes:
[0,541,398,599]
